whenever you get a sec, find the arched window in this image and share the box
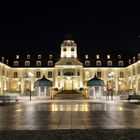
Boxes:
[25,61,30,66]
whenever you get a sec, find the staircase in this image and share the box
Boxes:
[55,90,85,100]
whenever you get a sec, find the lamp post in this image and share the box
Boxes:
[28,72,34,101]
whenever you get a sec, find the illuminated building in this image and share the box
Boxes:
[0,40,140,97]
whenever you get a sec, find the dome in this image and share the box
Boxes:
[34,75,52,87]
[87,75,105,86]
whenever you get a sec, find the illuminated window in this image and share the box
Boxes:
[6,60,9,65]
[96,61,101,66]
[25,61,30,66]
[137,66,140,74]
[1,57,4,63]
[16,55,19,59]
[118,55,121,59]
[128,59,131,65]
[85,71,90,77]
[133,57,136,63]
[118,61,123,66]
[85,55,88,59]
[36,61,41,66]
[85,61,90,66]
[36,71,41,78]
[107,61,112,66]
[14,61,19,66]
[27,55,30,59]
[48,61,53,66]
[97,71,102,78]
[107,55,110,59]
[48,71,52,78]
[120,71,124,78]
[14,72,18,78]
[49,55,53,59]
[138,54,140,60]
[38,55,41,59]
[96,54,100,59]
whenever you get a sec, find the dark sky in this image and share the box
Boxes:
[0,1,140,59]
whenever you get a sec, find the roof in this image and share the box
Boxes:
[87,75,105,86]
[34,75,52,87]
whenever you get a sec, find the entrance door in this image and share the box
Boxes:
[64,79,73,90]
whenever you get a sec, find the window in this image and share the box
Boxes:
[2,57,4,63]
[96,54,100,59]
[48,61,53,66]
[133,68,135,75]
[137,66,140,74]
[128,59,131,65]
[97,71,102,78]
[71,48,74,51]
[107,55,110,59]
[85,71,90,77]
[27,55,30,59]
[85,55,88,59]
[138,54,140,60]
[36,71,41,78]
[49,55,53,59]
[48,71,52,78]
[2,68,4,75]
[66,62,72,65]
[16,55,19,59]
[107,61,112,66]
[6,60,9,65]
[63,48,66,51]
[128,70,131,76]
[85,61,90,66]
[25,61,30,66]
[14,61,19,66]
[117,55,121,59]
[120,71,124,78]
[36,61,41,66]
[133,57,136,63]
[58,70,60,76]
[118,61,123,66]
[77,71,80,76]
[38,55,41,59]
[96,61,101,66]
[14,72,18,78]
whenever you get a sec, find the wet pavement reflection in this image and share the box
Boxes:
[0,101,140,130]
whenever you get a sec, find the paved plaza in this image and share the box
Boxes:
[0,100,140,130]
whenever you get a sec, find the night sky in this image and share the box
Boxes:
[0,1,140,59]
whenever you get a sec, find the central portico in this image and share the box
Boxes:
[54,40,83,90]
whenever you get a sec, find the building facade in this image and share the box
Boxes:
[0,40,140,96]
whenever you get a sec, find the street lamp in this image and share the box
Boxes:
[27,72,34,101]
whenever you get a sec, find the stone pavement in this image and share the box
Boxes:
[0,100,140,130]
